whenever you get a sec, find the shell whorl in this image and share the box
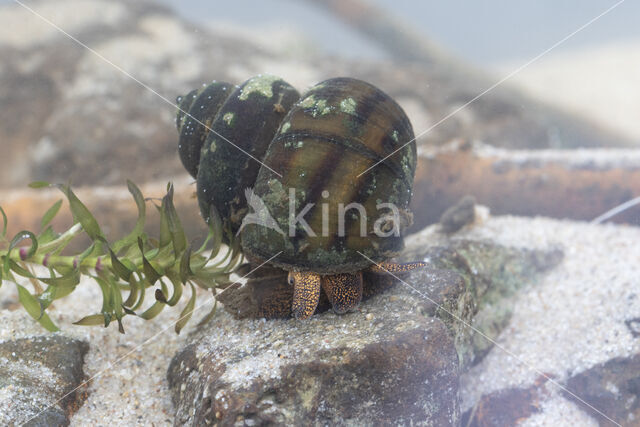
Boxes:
[177,75,300,235]
[176,82,233,178]
[177,75,416,273]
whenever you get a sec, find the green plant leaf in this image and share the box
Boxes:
[161,184,186,254]
[138,237,160,285]
[175,283,196,334]
[36,312,58,332]
[207,204,223,257]
[131,275,148,311]
[73,314,106,326]
[138,300,165,320]
[40,279,75,308]
[164,271,183,306]
[120,257,137,273]
[139,281,168,320]
[16,284,59,332]
[56,184,103,241]
[8,260,35,278]
[109,248,132,281]
[109,276,125,334]
[39,270,80,288]
[28,181,51,189]
[0,205,7,240]
[142,254,161,286]
[111,181,146,253]
[16,283,42,318]
[38,226,57,245]
[123,274,141,308]
[109,275,124,319]
[74,242,97,270]
[41,199,62,230]
[158,203,171,249]
[94,276,114,327]
[179,246,193,284]
[40,283,76,309]
[8,231,38,261]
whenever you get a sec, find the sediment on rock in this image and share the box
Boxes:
[168,232,562,425]
[563,353,640,426]
[0,335,89,426]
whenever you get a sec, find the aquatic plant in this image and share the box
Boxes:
[0,181,241,333]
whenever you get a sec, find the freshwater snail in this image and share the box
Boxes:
[176,75,425,319]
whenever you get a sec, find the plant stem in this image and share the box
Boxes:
[38,223,83,253]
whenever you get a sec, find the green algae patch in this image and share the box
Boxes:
[340,97,357,115]
[238,75,281,100]
[222,112,235,127]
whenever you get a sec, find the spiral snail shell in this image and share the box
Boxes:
[176,75,424,319]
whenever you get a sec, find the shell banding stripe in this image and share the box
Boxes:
[278,79,414,224]
[241,77,416,274]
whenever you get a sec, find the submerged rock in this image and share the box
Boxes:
[0,335,89,426]
[460,378,549,427]
[168,311,459,426]
[403,239,563,367]
[439,195,476,234]
[458,216,640,425]
[564,353,640,426]
[625,317,640,338]
[168,232,561,425]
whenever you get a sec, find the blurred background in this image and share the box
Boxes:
[1,0,639,235]
[153,0,640,142]
[153,0,640,63]
[6,0,640,65]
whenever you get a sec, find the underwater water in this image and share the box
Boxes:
[0,0,639,425]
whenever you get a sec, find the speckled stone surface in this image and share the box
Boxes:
[563,353,640,426]
[167,234,560,425]
[168,297,460,425]
[0,335,89,426]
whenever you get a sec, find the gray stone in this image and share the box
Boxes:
[0,335,89,426]
[168,237,561,425]
[460,381,546,427]
[625,317,640,338]
[564,353,640,426]
[168,313,459,426]
[403,240,564,367]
